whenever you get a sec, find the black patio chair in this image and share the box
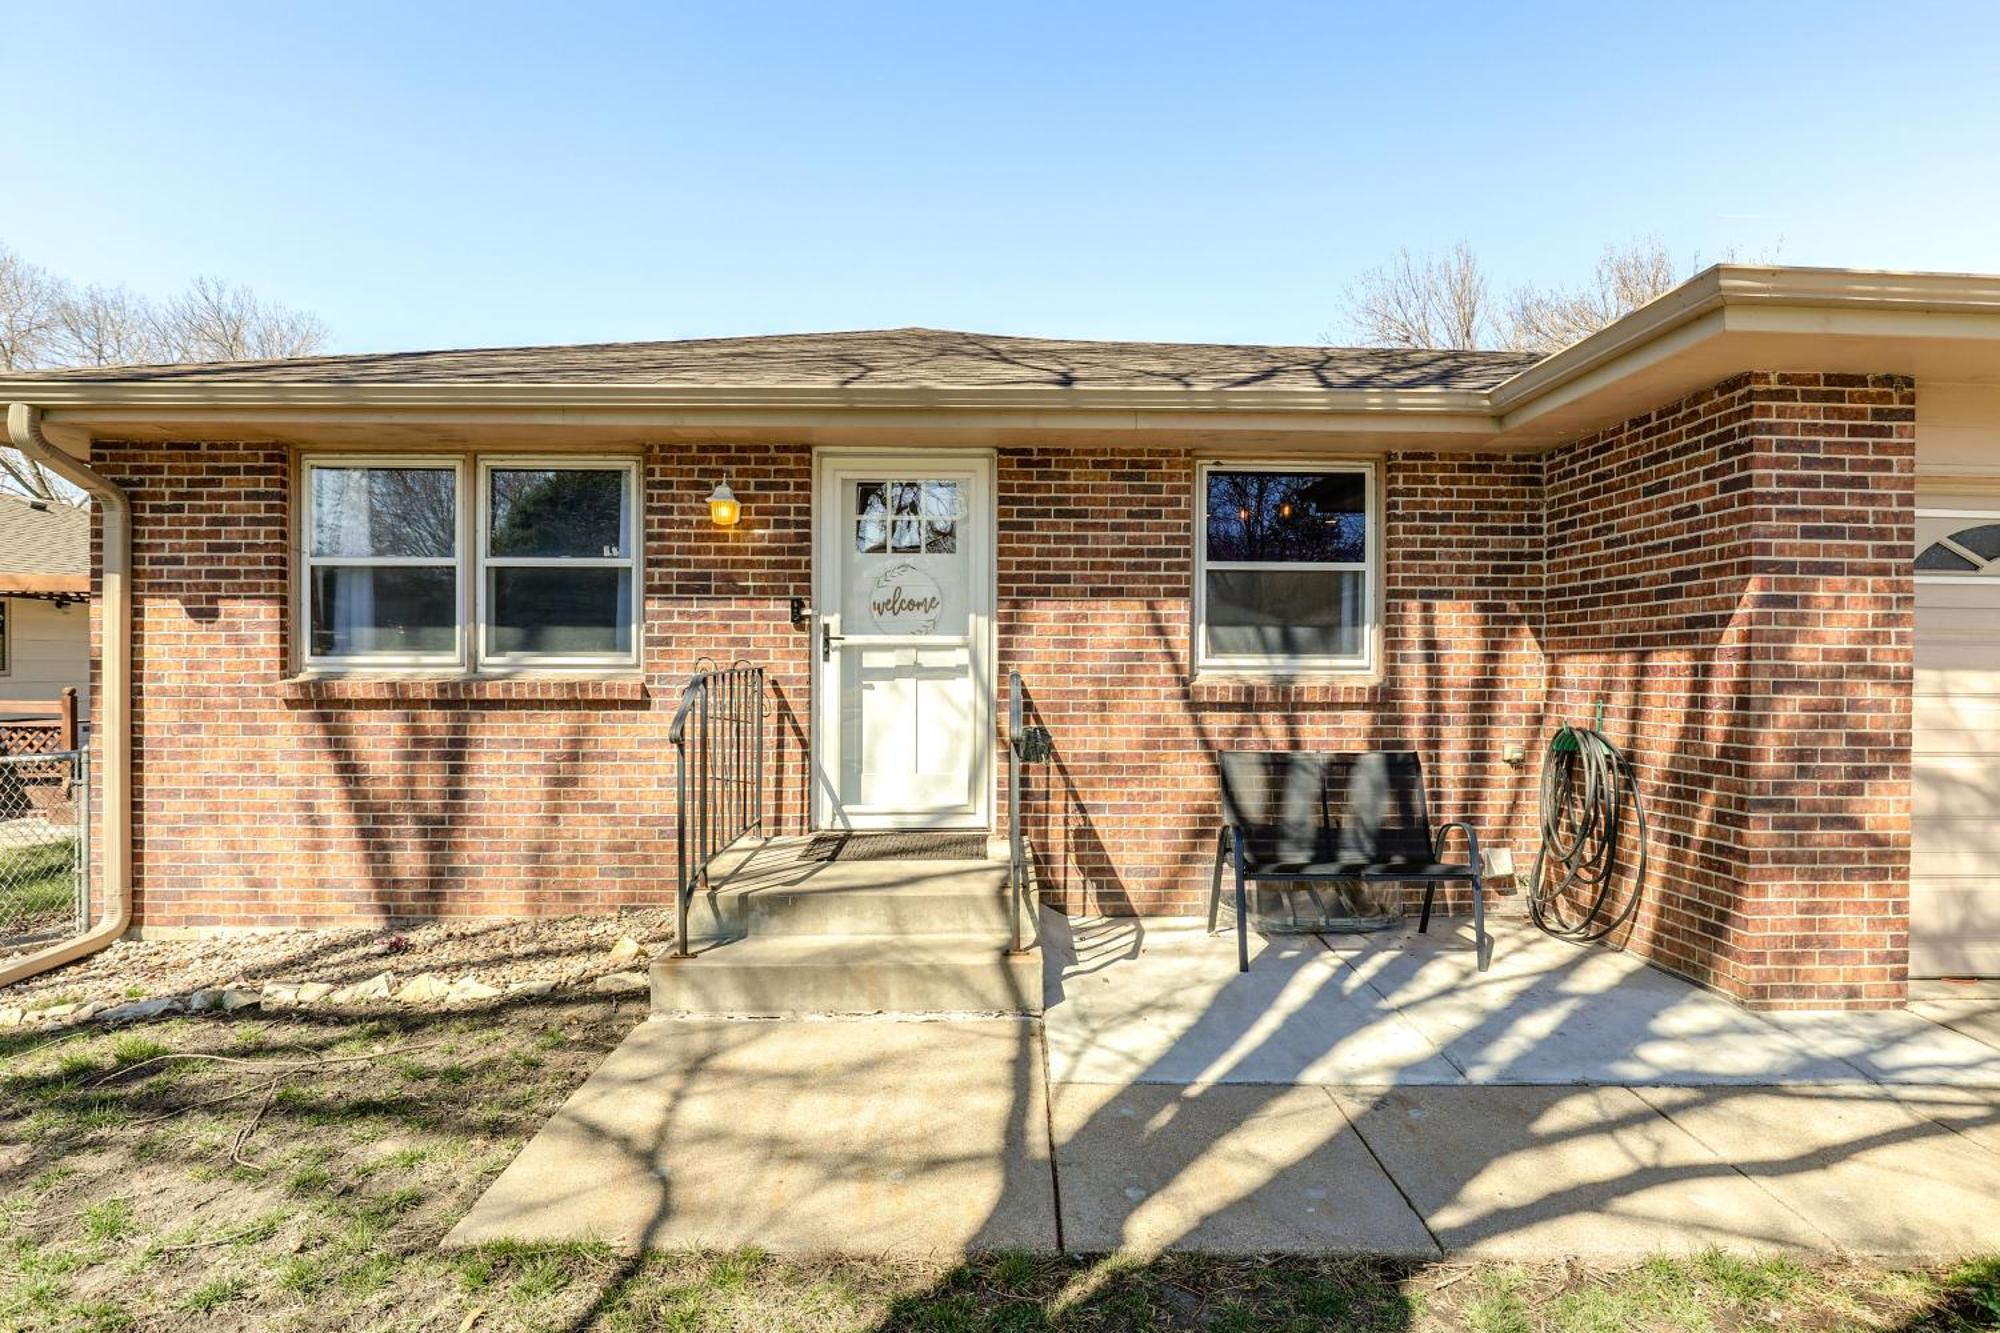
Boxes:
[1208,750,1490,973]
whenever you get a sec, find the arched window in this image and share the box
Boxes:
[1917,511,2000,577]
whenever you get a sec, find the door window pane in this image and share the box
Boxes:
[1203,569,1365,661]
[310,467,456,558]
[487,567,633,656]
[1206,470,1366,563]
[310,566,457,657]
[489,468,630,558]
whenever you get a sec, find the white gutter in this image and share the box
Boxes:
[0,404,131,986]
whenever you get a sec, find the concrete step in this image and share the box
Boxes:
[685,857,1019,944]
[651,935,1043,1017]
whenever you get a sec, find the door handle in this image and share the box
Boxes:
[821,620,845,662]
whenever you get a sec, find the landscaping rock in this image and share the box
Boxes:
[327,973,395,1004]
[262,983,300,1007]
[506,979,556,997]
[607,936,643,966]
[593,971,647,994]
[0,1008,23,1026]
[395,973,452,1005]
[295,982,334,1003]
[101,996,181,1023]
[446,977,502,1004]
[41,1003,79,1020]
[188,989,226,1012]
[219,989,261,1012]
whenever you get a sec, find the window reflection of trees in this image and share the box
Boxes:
[855,480,959,555]
[311,467,457,559]
[1205,471,1365,563]
[490,469,627,558]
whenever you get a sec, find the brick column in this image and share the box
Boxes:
[1731,373,1915,1007]
[1543,372,1914,1008]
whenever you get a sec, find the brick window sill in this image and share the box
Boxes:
[1188,674,1384,707]
[275,674,651,705]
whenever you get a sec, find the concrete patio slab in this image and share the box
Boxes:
[1050,1082,1437,1257]
[1333,1086,1829,1256]
[1885,1085,2000,1159]
[1042,918,1460,1086]
[1753,1008,2000,1086]
[1328,921,1866,1085]
[1910,983,2000,1054]
[446,1016,1055,1255]
[1639,1085,2000,1258]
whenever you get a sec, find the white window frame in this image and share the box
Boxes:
[1916,507,2000,584]
[299,457,468,671]
[475,457,642,671]
[1194,459,1379,675]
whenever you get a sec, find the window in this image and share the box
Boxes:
[1195,462,1377,672]
[304,461,462,667]
[479,461,639,666]
[300,457,640,672]
[1917,509,2000,579]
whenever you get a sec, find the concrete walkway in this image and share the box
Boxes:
[451,916,2000,1259]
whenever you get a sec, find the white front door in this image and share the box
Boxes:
[813,454,993,830]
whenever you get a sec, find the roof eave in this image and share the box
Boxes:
[0,380,1499,415]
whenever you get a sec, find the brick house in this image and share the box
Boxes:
[4,264,1998,1009]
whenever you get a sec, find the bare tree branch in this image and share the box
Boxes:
[155,275,328,362]
[1341,243,1495,350]
[54,283,167,367]
[1503,237,1687,354]
[0,243,63,372]
[0,241,332,505]
[1340,236,1705,356]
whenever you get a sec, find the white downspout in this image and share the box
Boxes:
[0,403,131,985]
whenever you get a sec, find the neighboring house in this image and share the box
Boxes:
[3,264,1998,1009]
[0,491,90,720]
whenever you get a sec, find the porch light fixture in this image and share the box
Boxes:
[707,481,740,527]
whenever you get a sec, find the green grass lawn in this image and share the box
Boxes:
[1,997,1997,1332]
[0,836,78,935]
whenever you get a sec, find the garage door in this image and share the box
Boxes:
[1913,494,2000,977]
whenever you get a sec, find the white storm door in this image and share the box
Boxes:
[814,455,993,830]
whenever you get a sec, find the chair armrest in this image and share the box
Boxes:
[1433,820,1481,871]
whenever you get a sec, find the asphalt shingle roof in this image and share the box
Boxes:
[12,328,1541,393]
[0,492,88,580]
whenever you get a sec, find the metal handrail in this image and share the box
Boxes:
[670,661,765,957]
[1006,669,1050,956]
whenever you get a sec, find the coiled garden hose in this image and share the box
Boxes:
[1528,724,1650,943]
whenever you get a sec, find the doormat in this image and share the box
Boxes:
[801,832,989,863]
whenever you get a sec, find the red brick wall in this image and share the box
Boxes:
[998,446,1547,918]
[97,371,1916,1007]
[1541,372,1915,1008]
[100,439,814,929]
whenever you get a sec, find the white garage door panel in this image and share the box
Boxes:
[1915,690,2000,736]
[1912,883,2000,978]
[1913,494,2000,977]
[1912,834,2000,878]
[1912,751,2000,815]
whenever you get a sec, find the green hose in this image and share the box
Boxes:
[1529,721,1650,943]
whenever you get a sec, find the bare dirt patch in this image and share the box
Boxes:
[2,908,675,1014]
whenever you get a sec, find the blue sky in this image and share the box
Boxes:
[7,1,1999,355]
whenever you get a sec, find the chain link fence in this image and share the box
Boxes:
[0,749,90,962]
